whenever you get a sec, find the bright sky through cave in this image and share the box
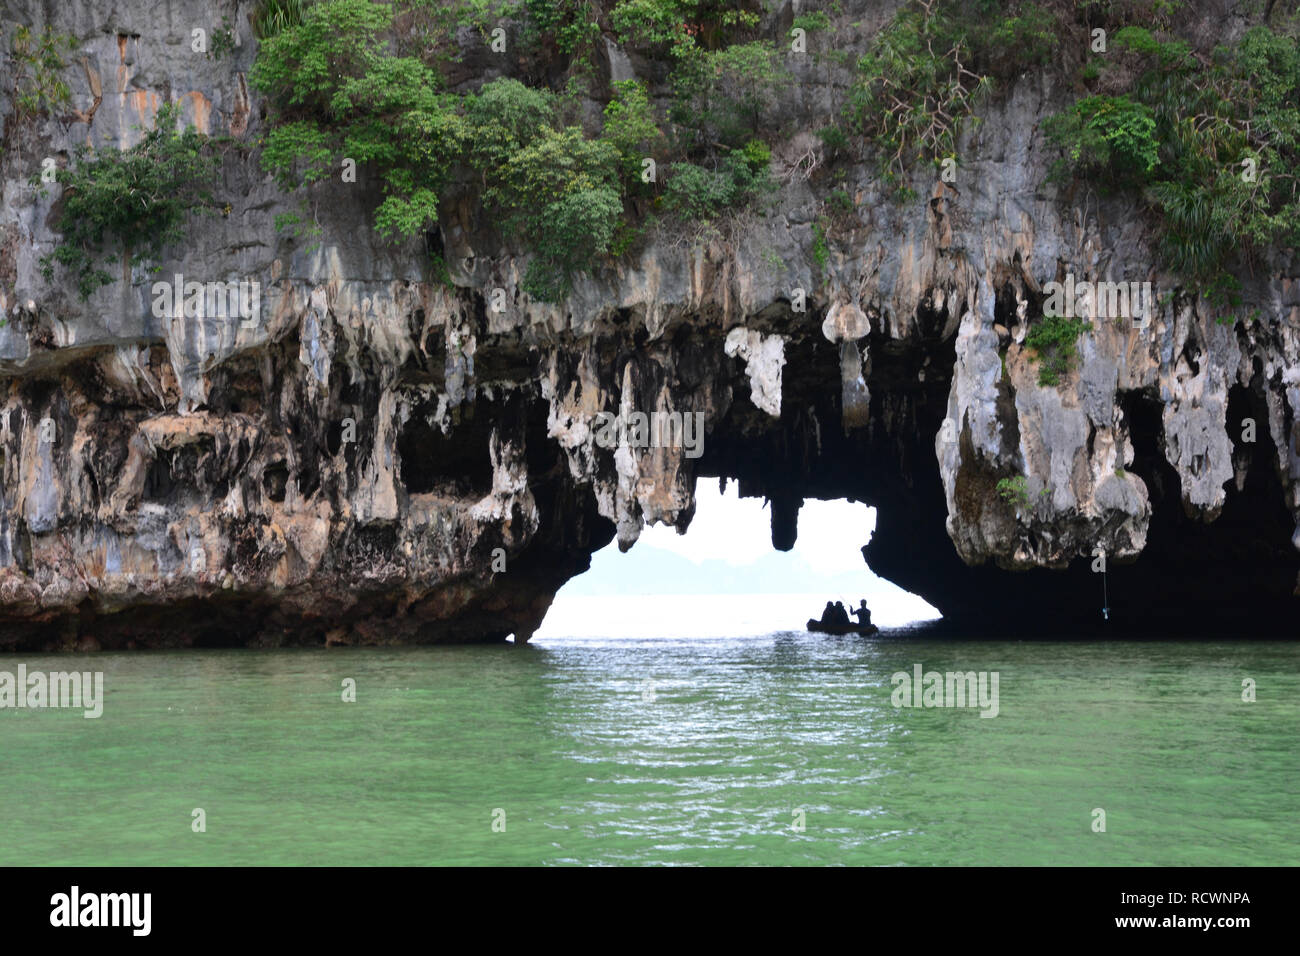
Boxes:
[635,481,873,576]
[533,483,941,640]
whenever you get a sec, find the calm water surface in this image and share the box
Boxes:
[2,631,1297,865]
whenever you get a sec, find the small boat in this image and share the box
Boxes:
[806,619,878,636]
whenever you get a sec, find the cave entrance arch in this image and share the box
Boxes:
[530,481,940,641]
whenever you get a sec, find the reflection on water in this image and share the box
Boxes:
[1,632,1297,865]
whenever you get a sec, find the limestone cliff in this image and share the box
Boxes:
[1,0,1297,649]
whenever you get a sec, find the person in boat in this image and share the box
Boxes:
[829,601,851,627]
[819,601,836,625]
[852,600,872,628]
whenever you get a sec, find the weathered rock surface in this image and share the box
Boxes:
[1,0,1297,649]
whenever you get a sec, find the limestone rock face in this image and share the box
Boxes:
[1,0,1297,648]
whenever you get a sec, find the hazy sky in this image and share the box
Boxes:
[636,481,875,575]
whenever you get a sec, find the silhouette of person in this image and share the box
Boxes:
[831,601,850,627]
[820,601,835,624]
[852,600,872,627]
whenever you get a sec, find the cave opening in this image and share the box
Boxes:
[1221,382,1298,590]
[1111,386,1300,631]
[144,446,207,502]
[397,400,495,497]
[262,463,289,503]
[531,480,940,640]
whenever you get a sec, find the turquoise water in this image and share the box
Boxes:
[1,633,1297,865]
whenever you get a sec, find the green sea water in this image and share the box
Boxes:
[2,633,1297,866]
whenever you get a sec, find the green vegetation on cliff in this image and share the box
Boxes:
[1025,313,1090,386]
[38,104,219,298]
[8,25,77,122]
[249,0,782,299]
[829,0,1299,380]
[1045,21,1300,291]
[30,0,1299,313]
